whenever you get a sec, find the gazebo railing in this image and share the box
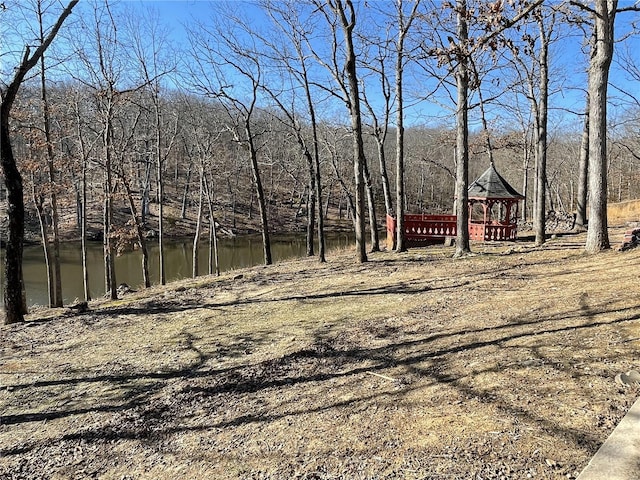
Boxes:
[468,223,518,241]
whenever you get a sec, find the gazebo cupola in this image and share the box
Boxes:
[467,163,524,241]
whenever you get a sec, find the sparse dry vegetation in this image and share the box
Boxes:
[2,227,640,479]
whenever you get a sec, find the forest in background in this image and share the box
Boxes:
[2,0,640,319]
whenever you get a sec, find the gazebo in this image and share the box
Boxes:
[385,163,525,248]
[467,163,524,241]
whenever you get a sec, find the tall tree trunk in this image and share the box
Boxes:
[74,98,91,301]
[119,176,151,288]
[521,134,530,223]
[364,160,379,251]
[377,138,393,217]
[82,154,90,301]
[312,149,325,263]
[103,107,117,300]
[575,96,590,232]
[395,18,407,253]
[193,166,204,278]
[585,0,615,252]
[264,0,326,262]
[203,172,220,276]
[156,106,166,285]
[0,114,26,323]
[393,0,420,252]
[305,153,316,257]
[245,122,272,265]
[454,0,471,257]
[336,0,367,263]
[534,15,549,247]
[181,161,193,219]
[32,185,54,307]
[37,12,62,307]
[302,64,326,263]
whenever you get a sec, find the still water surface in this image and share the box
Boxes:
[12,233,354,307]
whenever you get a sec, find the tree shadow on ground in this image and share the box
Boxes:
[3,296,638,467]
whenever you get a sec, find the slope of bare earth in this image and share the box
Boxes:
[1,228,640,479]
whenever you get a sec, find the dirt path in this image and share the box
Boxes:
[1,229,640,479]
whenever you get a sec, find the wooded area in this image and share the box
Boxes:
[2,0,640,323]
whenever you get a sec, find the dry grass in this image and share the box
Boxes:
[2,227,640,479]
[608,199,640,227]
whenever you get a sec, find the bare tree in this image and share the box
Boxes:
[184,99,223,278]
[394,0,421,253]
[452,0,472,257]
[569,0,640,250]
[575,94,589,231]
[359,32,394,219]
[0,0,78,323]
[260,0,327,261]
[70,85,97,302]
[68,1,125,299]
[497,74,537,223]
[68,1,154,297]
[311,0,368,263]
[204,173,220,276]
[582,0,616,252]
[34,0,63,307]
[188,7,273,265]
[111,107,152,288]
[128,6,178,285]
[529,6,555,246]
[192,160,205,278]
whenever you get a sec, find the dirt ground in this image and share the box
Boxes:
[2,228,640,479]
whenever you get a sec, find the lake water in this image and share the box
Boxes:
[9,233,354,307]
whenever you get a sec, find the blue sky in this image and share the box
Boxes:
[114,0,606,128]
[121,0,212,38]
[119,0,270,47]
[3,0,638,132]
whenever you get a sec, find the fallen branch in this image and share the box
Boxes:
[366,371,397,382]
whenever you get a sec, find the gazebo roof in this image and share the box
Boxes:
[468,163,524,200]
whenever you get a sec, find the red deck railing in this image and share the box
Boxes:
[386,214,457,249]
[387,214,518,249]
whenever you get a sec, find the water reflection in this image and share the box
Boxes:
[9,233,354,307]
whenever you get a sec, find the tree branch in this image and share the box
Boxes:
[2,0,79,110]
